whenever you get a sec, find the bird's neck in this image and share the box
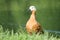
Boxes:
[29,11,36,21]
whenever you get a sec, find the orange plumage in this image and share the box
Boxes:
[26,6,44,34]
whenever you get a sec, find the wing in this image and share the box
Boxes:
[32,23,44,34]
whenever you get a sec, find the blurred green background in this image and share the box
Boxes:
[0,0,60,31]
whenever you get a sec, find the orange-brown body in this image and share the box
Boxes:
[26,10,44,34]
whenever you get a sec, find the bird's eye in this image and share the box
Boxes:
[32,7,34,9]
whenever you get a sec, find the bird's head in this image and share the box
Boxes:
[29,6,36,11]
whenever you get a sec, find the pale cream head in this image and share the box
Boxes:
[29,6,36,11]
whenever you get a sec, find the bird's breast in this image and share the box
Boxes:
[26,19,38,29]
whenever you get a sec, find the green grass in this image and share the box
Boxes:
[0,25,60,40]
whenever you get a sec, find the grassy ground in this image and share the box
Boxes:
[0,25,60,40]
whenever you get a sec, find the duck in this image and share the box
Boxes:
[26,6,44,34]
